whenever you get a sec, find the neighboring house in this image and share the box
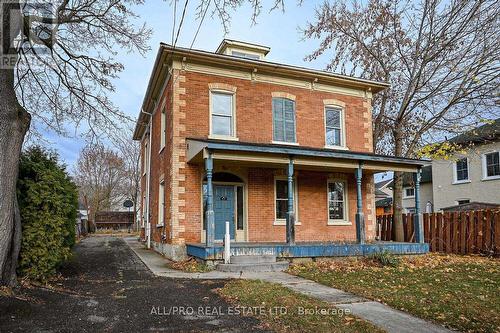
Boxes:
[432,118,500,211]
[375,166,434,215]
[133,39,427,261]
[401,166,434,214]
[375,179,392,215]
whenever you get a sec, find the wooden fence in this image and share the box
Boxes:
[376,210,500,255]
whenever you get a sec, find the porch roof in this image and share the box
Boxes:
[187,138,429,173]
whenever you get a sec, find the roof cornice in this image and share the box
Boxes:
[133,43,390,140]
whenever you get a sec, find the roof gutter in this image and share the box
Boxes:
[160,43,389,92]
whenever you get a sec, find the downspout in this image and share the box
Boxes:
[142,108,153,249]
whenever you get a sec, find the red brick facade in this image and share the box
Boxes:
[139,58,377,251]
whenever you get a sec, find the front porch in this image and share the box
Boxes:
[186,241,430,260]
[186,138,429,260]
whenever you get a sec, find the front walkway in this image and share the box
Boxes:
[127,238,453,333]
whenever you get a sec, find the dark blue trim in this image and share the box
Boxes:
[186,242,429,260]
[187,138,428,166]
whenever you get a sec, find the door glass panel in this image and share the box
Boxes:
[237,186,244,230]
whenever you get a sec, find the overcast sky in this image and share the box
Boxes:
[41,1,337,168]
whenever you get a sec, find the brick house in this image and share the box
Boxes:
[133,40,428,261]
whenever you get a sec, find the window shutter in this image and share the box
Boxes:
[273,97,295,143]
[273,98,284,141]
[284,99,296,142]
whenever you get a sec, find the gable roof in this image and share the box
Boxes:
[448,118,500,145]
[375,178,392,189]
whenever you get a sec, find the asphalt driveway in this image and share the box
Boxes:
[0,236,266,332]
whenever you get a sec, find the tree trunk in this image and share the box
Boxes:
[1,0,31,285]
[0,67,31,286]
[392,128,405,242]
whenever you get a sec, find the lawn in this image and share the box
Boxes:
[288,253,500,333]
[219,279,384,333]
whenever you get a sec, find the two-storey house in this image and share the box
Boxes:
[432,118,500,211]
[133,40,428,261]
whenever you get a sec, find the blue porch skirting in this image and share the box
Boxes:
[186,242,429,260]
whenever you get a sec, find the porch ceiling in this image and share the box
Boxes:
[186,138,428,173]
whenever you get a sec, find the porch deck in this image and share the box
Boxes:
[186,241,429,260]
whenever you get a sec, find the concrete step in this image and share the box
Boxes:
[230,254,276,264]
[216,261,289,273]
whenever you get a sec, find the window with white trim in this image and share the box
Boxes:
[274,178,298,224]
[483,152,500,178]
[404,187,415,198]
[210,91,235,137]
[328,181,348,223]
[454,158,469,182]
[325,106,344,147]
[160,107,166,150]
[272,98,296,143]
[158,180,165,226]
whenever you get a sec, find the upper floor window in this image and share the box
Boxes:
[210,91,235,138]
[454,158,469,183]
[404,187,415,198]
[160,107,166,150]
[272,97,296,143]
[325,106,344,147]
[483,151,500,179]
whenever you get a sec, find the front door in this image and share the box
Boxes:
[214,185,235,241]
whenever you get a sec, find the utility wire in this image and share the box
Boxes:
[171,0,177,46]
[173,0,189,48]
[189,0,211,49]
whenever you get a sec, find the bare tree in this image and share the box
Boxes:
[0,0,150,285]
[74,144,127,222]
[109,124,141,230]
[302,0,500,240]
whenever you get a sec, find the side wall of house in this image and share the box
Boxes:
[140,78,187,259]
[401,182,434,213]
[432,141,500,210]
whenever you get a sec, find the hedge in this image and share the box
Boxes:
[17,146,78,281]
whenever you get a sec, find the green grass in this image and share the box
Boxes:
[288,254,500,333]
[219,279,384,333]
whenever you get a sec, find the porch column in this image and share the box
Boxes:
[286,157,295,245]
[355,162,365,244]
[205,151,215,247]
[413,168,424,243]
